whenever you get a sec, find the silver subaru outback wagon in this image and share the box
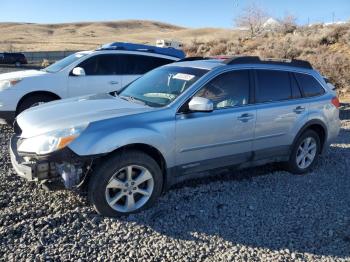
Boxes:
[10,56,340,217]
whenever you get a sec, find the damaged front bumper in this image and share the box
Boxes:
[10,135,93,188]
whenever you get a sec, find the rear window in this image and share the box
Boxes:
[294,73,325,97]
[256,70,292,103]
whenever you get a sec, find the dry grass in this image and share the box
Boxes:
[0,20,239,51]
[0,19,348,96]
[183,23,350,98]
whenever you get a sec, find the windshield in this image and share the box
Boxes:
[43,52,89,73]
[119,66,208,107]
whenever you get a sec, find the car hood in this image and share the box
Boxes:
[0,69,47,81]
[17,93,153,138]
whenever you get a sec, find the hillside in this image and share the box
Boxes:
[0,19,349,98]
[184,23,350,98]
[0,20,239,51]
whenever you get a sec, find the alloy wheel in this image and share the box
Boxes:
[105,165,154,213]
[296,137,317,169]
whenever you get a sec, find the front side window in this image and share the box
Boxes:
[256,70,292,103]
[78,54,117,75]
[294,73,325,97]
[43,52,89,73]
[196,70,250,109]
[119,55,174,75]
[119,66,208,107]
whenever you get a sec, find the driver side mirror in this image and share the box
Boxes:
[72,67,86,76]
[188,97,213,112]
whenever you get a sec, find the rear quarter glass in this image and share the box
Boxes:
[294,73,325,97]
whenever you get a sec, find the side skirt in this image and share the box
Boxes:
[165,145,290,189]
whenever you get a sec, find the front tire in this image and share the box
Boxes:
[287,130,321,174]
[17,94,58,116]
[88,150,163,217]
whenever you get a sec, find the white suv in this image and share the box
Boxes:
[0,42,184,124]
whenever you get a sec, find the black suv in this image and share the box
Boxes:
[0,52,28,67]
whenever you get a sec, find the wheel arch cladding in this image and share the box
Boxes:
[16,91,61,113]
[294,120,327,152]
[101,143,169,193]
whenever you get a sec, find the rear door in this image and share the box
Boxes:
[68,54,122,97]
[253,69,308,158]
[175,69,256,175]
[120,54,176,87]
[0,53,4,64]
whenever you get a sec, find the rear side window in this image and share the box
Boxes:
[119,55,174,75]
[290,74,302,99]
[256,70,292,103]
[294,73,325,97]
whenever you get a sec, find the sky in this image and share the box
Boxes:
[1,0,349,28]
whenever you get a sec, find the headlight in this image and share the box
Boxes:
[0,79,22,91]
[18,124,88,155]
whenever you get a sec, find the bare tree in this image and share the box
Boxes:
[279,14,297,34]
[235,3,269,38]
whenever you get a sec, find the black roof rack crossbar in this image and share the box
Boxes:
[177,56,210,62]
[223,56,313,69]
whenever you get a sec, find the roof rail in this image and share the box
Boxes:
[97,42,186,59]
[177,56,234,62]
[177,56,210,62]
[223,56,313,69]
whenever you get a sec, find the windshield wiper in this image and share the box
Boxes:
[119,95,146,106]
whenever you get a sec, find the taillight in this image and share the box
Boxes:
[331,97,340,108]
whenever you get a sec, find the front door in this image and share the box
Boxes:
[68,54,122,97]
[175,70,256,175]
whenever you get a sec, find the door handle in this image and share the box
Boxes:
[109,81,119,85]
[293,106,305,114]
[237,113,254,122]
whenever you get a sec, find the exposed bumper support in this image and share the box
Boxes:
[10,135,55,181]
[10,135,91,188]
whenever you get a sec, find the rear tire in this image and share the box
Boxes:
[287,130,321,174]
[88,150,163,217]
[16,94,58,116]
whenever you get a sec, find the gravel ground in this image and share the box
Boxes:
[0,121,349,261]
[0,65,349,261]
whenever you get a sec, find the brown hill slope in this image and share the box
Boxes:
[0,20,238,51]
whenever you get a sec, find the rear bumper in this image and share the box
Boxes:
[0,111,15,125]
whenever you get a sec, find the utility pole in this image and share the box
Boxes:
[332,12,335,23]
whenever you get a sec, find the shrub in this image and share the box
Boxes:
[41,59,50,68]
[183,23,350,97]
